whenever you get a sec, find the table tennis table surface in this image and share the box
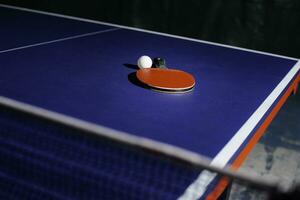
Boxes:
[0,4,299,200]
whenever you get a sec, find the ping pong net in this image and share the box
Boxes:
[0,97,298,200]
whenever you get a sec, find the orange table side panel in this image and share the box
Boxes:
[206,73,300,200]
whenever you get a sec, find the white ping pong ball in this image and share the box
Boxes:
[137,55,152,69]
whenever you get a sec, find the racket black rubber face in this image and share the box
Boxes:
[153,57,167,69]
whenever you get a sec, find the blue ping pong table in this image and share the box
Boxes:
[0,4,299,200]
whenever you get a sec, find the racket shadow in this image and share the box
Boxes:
[127,72,150,90]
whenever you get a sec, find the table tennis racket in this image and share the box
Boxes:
[136,68,195,93]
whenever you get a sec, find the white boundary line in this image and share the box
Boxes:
[0,3,299,199]
[0,3,298,61]
[179,61,300,199]
[0,28,120,54]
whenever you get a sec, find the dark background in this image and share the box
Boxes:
[1,0,300,58]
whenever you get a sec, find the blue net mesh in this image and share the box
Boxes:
[0,106,202,199]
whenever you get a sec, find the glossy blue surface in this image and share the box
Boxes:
[0,28,297,158]
[0,7,112,51]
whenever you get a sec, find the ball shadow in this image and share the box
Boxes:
[124,63,139,70]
